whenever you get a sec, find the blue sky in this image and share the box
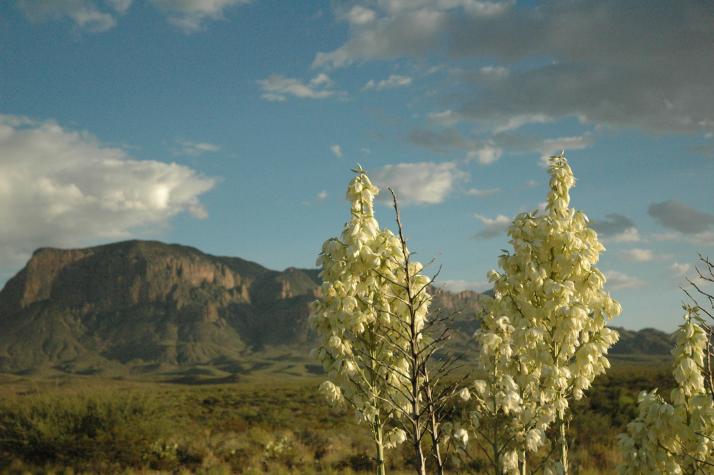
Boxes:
[1,0,713,331]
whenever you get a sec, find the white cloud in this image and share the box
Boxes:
[466,142,502,165]
[608,228,642,243]
[17,0,121,32]
[428,110,459,126]
[314,0,514,69]
[409,128,501,165]
[258,74,342,102]
[474,213,511,239]
[620,248,654,262]
[316,190,328,200]
[465,187,500,197]
[107,0,132,13]
[592,214,641,243]
[345,5,376,25]
[604,270,645,291]
[150,0,250,33]
[175,140,220,156]
[537,135,594,165]
[438,279,490,293]
[479,65,509,79]
[372,161,467,205]
[0,114,215,271]
[492,114,552,133]
[317,1,714,136]
[670,262,691,277]
[363,74,413,91]
[330,144,343,158]
[17,0,250,33]
[409,127,591,165]
[652,230,714,247]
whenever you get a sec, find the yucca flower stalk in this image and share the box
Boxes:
[310,166,408,475]
[619,307,714,474]
[470,153,621,474]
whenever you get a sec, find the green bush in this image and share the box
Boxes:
[0,390,177,471]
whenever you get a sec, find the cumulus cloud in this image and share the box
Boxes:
[409,127,595,165]
[604,270,645,291]
[0,114,215,271]
[670,262,691,277]
[408,128,502,165]
[150,0,250,32]
[466,142,501,165]
[107,0,132,13]
[314,0,515,69]
[345,5,376,25]
[258,74,342,102]
[316,190,328,201]
[473,213,511,239]
[620,248,654,262]
[330,144,343,158]
[363,74,413,91]
[438,279,490,293]
[16,0,123,32]
[591,213,640,242]
[17,0,251,33]
[316,1,714,136]
[175,140,220,156]
[648,200,714,234]
[428,110,459,126]
[372,161,467,205]
[479,65,509,79]
[536,135,594,164]
[465,187,500,197]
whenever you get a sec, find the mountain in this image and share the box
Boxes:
[0,240,674,375]
[609,326,675,355]
[0,240,320,373]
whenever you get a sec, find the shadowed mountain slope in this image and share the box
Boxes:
[0,240,674,375]
[0,241,319,372]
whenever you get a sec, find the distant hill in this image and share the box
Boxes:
[609,326,675,355]
[0,240,674,375]
[0,240,320,373]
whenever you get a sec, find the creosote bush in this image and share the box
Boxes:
[0,389,176,471]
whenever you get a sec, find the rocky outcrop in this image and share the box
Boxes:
[0,240,672,374]
[0,240,320,371]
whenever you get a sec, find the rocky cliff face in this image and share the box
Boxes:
[0,240,673,375]
[0,240,321,372]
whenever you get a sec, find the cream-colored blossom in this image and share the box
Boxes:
[618,310,714,474]
[384,427,407,449]
[471,154,621,472]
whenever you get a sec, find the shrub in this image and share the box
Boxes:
[0,389,177,471]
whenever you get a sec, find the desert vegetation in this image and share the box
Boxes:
[0,155,711,474]
[309,155,714,474]
[0,361,676,474]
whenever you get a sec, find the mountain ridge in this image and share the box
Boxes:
[0,240,674,375]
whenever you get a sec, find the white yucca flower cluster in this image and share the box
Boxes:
[310,167,404,421]
[618,309,714,474]
[309,166,434,472]
[470,154,621,473]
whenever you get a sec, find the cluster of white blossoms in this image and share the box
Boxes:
[619,310,714,474]
[310,167,434,461]
[470,154,621,473]
[310,167,404,423]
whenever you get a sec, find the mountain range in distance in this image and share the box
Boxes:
[0,240,675,379]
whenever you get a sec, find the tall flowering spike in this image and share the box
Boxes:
[471,153,621,474]
[619,309,714,474]
[310,167,408,475]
